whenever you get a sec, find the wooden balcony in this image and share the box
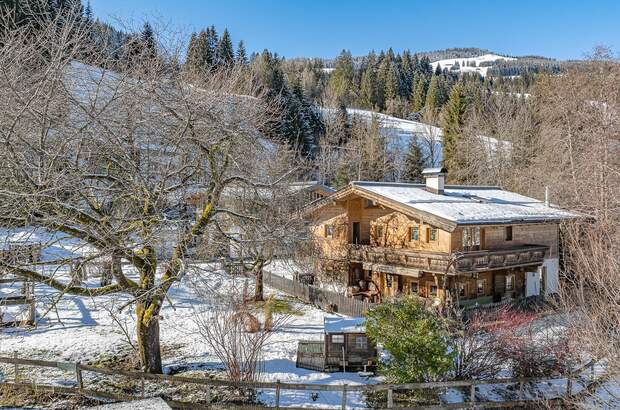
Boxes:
[348,244,548,275]
[455,245,548,273]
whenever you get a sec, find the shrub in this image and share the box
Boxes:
[366,296,454,383]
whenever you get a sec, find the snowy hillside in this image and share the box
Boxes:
[322,107,443,167]
[431,53,517,77]
[322,107,509,170]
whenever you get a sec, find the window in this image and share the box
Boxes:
[456,283,467,297]
[355,336,368,350]
[410,226,419,241]
[331,334,344,344]
[462,227,481,251]
[365,199,376,208]
[505,226,513,241]
[325,225,334,238]
[375,226,384,240]
[430,285,438,296]
[428,228,438,242]
[386,274,393,289]
[477,279,486,295]
[506,274,515,291]
[410,281,418,294]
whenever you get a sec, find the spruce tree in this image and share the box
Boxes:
[206,26,218,66]
[410,76,427,113]
[140,22,157,59]
[442,83,467,176]
[216,28,234,67]
[235,40,248,65]
[425,74,441,113]
[434,63,442,76]
[400,50,414,98]
[384,62,400,102]
[403,139,424,183]
[359,52,378,109]
[329,49,355,105]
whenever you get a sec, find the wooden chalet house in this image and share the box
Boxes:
[307,168,580,307]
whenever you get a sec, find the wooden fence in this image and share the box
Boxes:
[263,271,375,317]
[0,277,35,327]
[0,355,604,409]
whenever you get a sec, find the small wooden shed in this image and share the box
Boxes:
[296,316,376,372]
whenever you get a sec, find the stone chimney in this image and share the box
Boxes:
[422,167,447,195]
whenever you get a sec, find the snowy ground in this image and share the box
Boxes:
[431,53,517,77]
[0,257,378,408]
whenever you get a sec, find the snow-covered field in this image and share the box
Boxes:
[0,254,378,408]
[322,106,510,169]
[431,53,517,77]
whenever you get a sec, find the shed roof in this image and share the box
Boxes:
[324,316,366,334]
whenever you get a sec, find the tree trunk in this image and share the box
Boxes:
[254,262,264,302]
[136,302,163,374]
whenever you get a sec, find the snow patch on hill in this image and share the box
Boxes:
[321,107,510,170]
[432,53,517,77]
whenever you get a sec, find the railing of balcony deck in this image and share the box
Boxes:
[348,244,549,273]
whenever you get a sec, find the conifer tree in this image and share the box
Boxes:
[216,28,234,67]
[410,76,427,113]
[400,50,414,98]
[206,26,218,66]
[434,63,442,76]
[235,40,248,65]
[329,49,355,105]
[442,83,467,176]
[403,139,424,182]
[140,22,157,59]
[359,53,378,109]
[425,74,441,113]
[384,62,400,102]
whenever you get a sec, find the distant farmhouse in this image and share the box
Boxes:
[306,169,580,307]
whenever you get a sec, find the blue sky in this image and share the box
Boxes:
[90,0,620,60]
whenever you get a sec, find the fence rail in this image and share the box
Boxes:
[264,271,375,317]
[0,355,603,409]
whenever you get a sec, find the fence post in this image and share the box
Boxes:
[387,388,393,408]
[275,379,281,409]
[13,351,19,383]
[206,383,211,403]
[341,384,347,410]
[566,375,572,397]
[469,383,476,404]
[76,362,83,389]
[141,376,145,398]
[518,381,524,400]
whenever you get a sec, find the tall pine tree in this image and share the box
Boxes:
[441,82,467,177]
[216,28,234,67]
[403,139,424,182]
[235,40,248,65]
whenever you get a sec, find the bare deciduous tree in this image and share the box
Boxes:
[0,10,294,373]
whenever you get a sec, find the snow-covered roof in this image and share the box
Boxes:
[349,181,580,226]
[288,181,335,193]
[422,167,446,175]
[324,316,366,334]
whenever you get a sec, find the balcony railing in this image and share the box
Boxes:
[348,244,548,274]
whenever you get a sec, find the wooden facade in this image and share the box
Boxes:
[309,187,564,307]
[296,317,376,372]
